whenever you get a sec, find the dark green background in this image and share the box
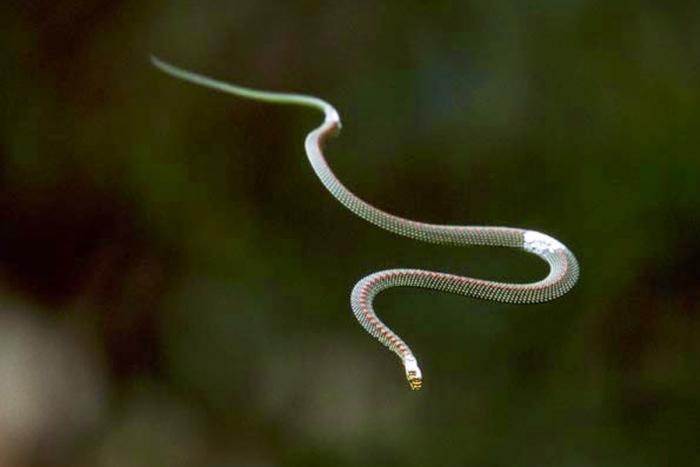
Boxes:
[1,1,698,466]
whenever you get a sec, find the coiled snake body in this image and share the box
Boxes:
[152,57,579,390]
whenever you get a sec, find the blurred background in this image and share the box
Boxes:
[1,0,699,466]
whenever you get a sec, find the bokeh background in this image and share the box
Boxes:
[1,0,699,466]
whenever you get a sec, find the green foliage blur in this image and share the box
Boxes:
[0,0,698,466]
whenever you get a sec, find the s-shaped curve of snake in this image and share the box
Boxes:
[151,56,579,391]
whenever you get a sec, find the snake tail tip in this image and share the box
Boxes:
[149,54,164,67]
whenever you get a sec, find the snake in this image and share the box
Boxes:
[151,56,579,390]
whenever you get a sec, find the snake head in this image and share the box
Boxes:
[404,356,423,390]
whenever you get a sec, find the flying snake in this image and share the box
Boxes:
[151,56,580,390]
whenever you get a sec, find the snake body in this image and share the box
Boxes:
[151,56,579,390]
